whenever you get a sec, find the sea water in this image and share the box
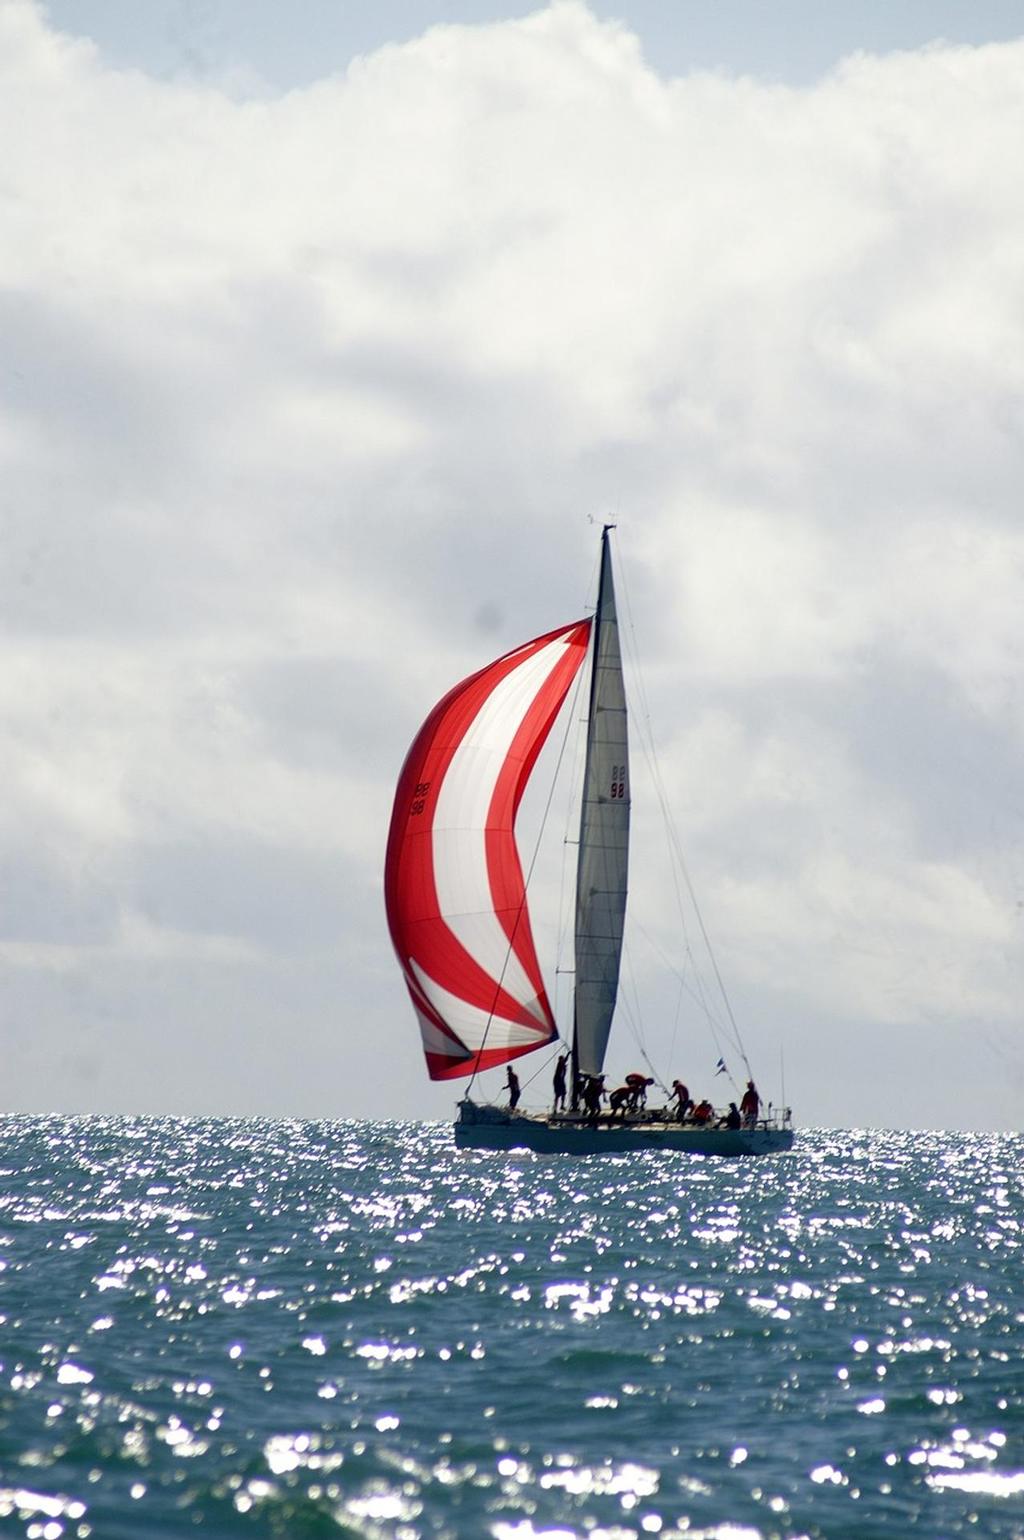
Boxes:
[0,1118,1021,1539]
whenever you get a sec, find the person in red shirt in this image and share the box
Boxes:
[608,1084,632,1118]
[625,1073,653,1112]
[740,1080,760,1127]
[671,1080,692,1122]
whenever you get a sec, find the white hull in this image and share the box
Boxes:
[454,1101,794,1157]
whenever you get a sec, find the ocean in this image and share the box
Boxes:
[0,1119,1021,1539]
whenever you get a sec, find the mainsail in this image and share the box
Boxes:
[573,528,630,1078]
[385,620,590,1080]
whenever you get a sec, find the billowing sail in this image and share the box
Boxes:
[386,620,590,1080]
[573,529,629,1077]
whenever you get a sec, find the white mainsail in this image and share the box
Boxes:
[572,527,630,1078]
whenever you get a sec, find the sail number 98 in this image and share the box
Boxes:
[610,764,626,799]
[410,780,431,816]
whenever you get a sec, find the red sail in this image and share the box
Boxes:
[385,620,590,1080]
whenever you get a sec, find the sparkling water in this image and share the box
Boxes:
[0,1117,1021,1538]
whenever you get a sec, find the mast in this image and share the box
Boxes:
[571,526,630,1097]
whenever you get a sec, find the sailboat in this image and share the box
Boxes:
[385,528,794,1156]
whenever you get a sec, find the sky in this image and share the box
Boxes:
[3,0,1023,1130]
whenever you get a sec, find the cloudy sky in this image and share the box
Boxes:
[3,0,1023,1130]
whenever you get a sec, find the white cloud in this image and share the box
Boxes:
[2,0,1023,1125]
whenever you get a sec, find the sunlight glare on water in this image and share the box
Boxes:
[0,1118,1022,1538]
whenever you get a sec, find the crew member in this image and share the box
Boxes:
[505,1065,521,1112]
[552,1053,569,1113]
[671,1080,692,1122]
[608,1084,631,1118]
[625,1073,653,1112]
[740,1079,760,1127]
[583,1073,605,1125]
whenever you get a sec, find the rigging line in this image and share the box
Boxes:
[626,852,720,1033]
[620,1013,671,1097]
[664,809,752,1077]
[666,977,684,1087]
[473,1037,568,1108]
[642,744,750,1075]
[477,530,608,1103]
[635,841,717,1035]
[552,528,604,998]
[613,983,671,1098]
[516,1039,567,1097]
[615,927,672,1096]
[652,771,749,1079]
[615,540,753,1080]
[627,710,738,1065]
[611,547,711,1011]
[581,527,603,616]
[465,651,589,1101]
[629,910,733,1072]
[618,937,671,1095]
[628,710,748,1076]
[475,524,603,1101]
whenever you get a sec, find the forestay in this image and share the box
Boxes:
[385,621,590,1080]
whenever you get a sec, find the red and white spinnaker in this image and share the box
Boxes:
[385,621,590,1080]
